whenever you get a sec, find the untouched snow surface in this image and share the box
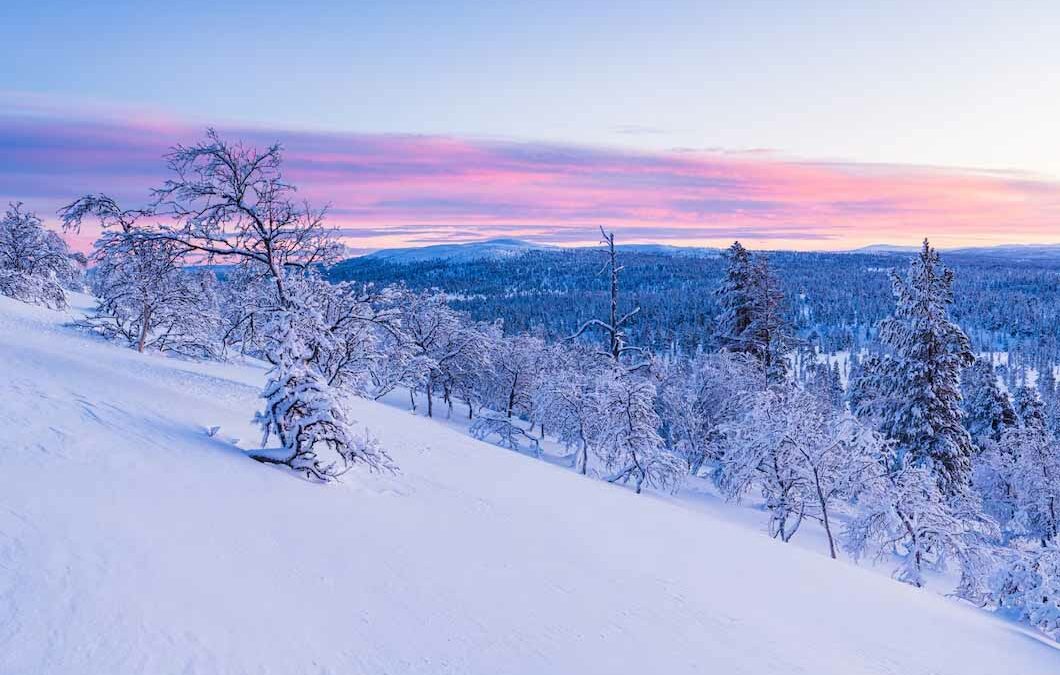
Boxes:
[1,294,1058,675]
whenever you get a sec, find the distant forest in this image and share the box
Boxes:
[331,247,1060,377]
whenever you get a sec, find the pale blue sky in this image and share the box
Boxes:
[4,1,1060,175]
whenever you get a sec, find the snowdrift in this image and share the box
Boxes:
[1,294,1057,674]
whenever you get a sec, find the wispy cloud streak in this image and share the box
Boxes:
[2,107,1059,251]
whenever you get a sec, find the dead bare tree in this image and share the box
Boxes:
[569,227,645,367]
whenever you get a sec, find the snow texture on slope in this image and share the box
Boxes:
[0,294,1057,674]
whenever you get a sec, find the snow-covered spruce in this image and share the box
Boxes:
[851,239,975,495]
[715,240,794,381]
[962,357,1016,448]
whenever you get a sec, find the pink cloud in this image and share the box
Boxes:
[2,109,1059,253]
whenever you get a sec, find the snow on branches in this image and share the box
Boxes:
[720,384,881,556]
[852,239,975,495]
[715,241,794,381]
[597,367,685,494]
[0,203,82,309]
[253,304,394,480]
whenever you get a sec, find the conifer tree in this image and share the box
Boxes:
[961,358,1016,448]
[715,242,792,381]
[853,240,975,494]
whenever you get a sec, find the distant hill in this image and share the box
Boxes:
[946,244,1060,261]
[357,238,720,264]
[362,238,555,263]
[849,243,1060,260]
[350,238,1060,270]
[614,243,721,257]
[847,244,921,254]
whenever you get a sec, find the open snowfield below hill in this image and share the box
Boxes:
[1,294,1058,675]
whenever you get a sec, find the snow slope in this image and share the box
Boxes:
[1,295,1058,675]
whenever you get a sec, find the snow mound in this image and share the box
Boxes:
[0,293,1057,674]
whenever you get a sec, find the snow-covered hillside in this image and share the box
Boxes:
[362,237,555,263]
[1,294,1057,675]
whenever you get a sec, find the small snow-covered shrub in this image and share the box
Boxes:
[983,546,1060,640]
[470,413,541,455]
[0,203,82,309]
[0,269,67,310]
[253,303,395,481]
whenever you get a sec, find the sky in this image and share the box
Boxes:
[3,0,1060,251]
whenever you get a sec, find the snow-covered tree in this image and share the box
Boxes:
[252,303,393,480]
[715,241,755,350]
[715,242,792,380]
[844,450,996,588]
[983,545,1060,640]
[962,358,1015,448]
[1039,364,1057,403]
[60,195,220,356]
[470,413,541,456]
[804,360,844,410]
[596,368,685,494]
[434,321,494,419]
[0,202,82,309]
[148,129,341,305]
[532,345,604,474]
[972,442,1019,539]
[214,263,275,359]
[999,387,1060,545]
[720,384,881,555]
[396,289,489,417]
[66,133,390,477]
[851,240,975,495]
[1014,385,1047,428]
[484,333,546,420]
[655,351,765,476]
[746,256,792,381]
[309,277,402,395]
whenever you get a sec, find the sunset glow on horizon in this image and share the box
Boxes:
[3,106,1060,254]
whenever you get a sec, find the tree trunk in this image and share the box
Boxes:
[578,434,589,475]
[813,468,837,559]
[137,305,152,353]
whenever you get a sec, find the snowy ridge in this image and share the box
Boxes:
[1,294,1058,674]
[362,238,556,263]
[357,238,721,264]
